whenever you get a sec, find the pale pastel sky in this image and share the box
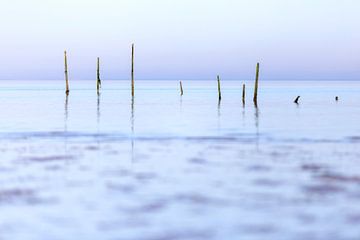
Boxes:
[0,0,359,80]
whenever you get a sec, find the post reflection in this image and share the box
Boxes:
[131,97,135,163]
[96,93,101,148]
[254,106,259,150]
[97,93,101,126]
[64,94,69,132]
[179,95,183,113]
[242,93,246,126]
[64,94,69,155]
[217,99,221,132]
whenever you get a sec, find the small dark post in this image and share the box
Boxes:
[217,75,222,101]
[242,84,246,105]
[180,81,184,96]
[335,96,339,101]
[294,96,300,104]
[64,51,69,95]
[253,63,259,105]
[131,43,135,97]
[96,57,101,95]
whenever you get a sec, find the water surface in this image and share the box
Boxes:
[0,80,360,240]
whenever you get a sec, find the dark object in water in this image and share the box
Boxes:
[217,75,222,101]
[180,81,184,96]
[253,63,259,105]
[242,84,246,105]
[64,51,69,95]
[294,96,300,104]
[335,96,339,101]
[131,43,135,97]
[97,57,101,95]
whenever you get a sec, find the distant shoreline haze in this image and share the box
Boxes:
[0,0,359,80]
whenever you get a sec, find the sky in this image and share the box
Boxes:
[0,0,359,80]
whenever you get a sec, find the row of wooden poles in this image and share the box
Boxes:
[215,63,259,106]
[65,44,135,97]
[64,45,261,104]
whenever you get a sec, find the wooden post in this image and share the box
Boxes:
[64,51,69,95]
[97,57,101,95]
[217,75,222,101]
[242,84,246,105]
[131,43,134,97]
[180,81,184,96]
[294,96,300,104]
[253,63,259,105]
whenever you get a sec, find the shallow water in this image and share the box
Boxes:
[0,80,360,240]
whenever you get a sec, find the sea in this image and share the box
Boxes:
[0,80,360,240]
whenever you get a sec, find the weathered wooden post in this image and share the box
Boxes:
[180,81,184,96]
[131,43,135,97]
[64,51,69,95]
[242,84,246,105]
[97,57,101,95]
[253,63,259,105]
[217,75,222,101]
[294,96,300,104]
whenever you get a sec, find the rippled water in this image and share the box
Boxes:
[0,80,360,240]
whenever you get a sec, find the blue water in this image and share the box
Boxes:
[0,80,360,240]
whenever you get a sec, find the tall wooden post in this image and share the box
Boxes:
[97,57,101,95]
[64,51,69,95]
[131,43,135,97]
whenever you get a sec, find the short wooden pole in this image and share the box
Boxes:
[217,75,222,101]
[253,63,259,105]
[294,96,300,104]
[180,81,184,96]
[64,51,69,95]
[242,83,246,105]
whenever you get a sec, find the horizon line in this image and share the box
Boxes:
[0,79,359,81]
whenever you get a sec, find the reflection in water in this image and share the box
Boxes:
[217,99,221,132]
[131,97,134,134]
[242,96,246,126]
[254,106,259,149]
[64,94,69,155]
[64,94,69,132]
[97,94,101,148]
[242,105,245,127]
[180,95,183,113]
[131,97,135,162]
[97,94,101,126]
[217,100,221,115]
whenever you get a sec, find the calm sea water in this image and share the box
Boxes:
[0,80,360,240]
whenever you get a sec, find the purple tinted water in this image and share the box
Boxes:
[0,80,360,239]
